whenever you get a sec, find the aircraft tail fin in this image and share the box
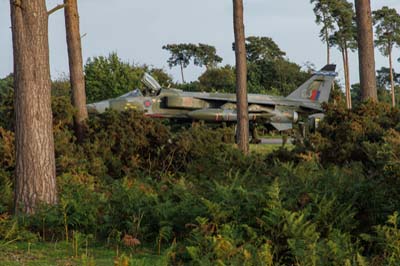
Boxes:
[286,64,337,103]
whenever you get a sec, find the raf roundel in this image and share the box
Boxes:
[144,100,152,108]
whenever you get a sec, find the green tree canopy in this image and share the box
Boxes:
[85,53,171,103]
[310,0,335,63]
[327,0,356,109]
[244,36,286,63]
[310,0,335,43]
[373,6,400,107]
[163,43,222,82]
[162,44,196,72]
[85,53,144,103]
[162,43,197,83]
[377,67,400,89]
[373,6,400,57]
[234,36,308,95]
[193,43,223,69]
[247,59,309,95]
[198,65,236,93]
[328,0,357,51]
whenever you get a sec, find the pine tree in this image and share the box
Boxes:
[310,0,335,64]
[10,0,57,214]
[373,6,400,107]
[233,0,249,154]
[64,0,88,141]
[355,0,378,101]
[329,0,357,109]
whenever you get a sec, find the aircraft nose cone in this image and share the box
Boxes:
[86,103,97,113]
[86,100,110,113]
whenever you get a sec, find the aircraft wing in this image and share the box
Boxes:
[188,64,336,113]
[190,93,321,113]
[189,93,280,107]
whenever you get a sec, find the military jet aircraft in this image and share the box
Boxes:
[87,65,337,131]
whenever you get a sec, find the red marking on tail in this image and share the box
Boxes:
[310,90,321,101]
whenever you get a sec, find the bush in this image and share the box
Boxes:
[84,53,173,103]
[103,178,159,241]
[0,128,14,214]
[82,110,172,178]
[306,101,400,168]
[0,170,12,214]
[85,53,145,103]
[51,75,71,97]
[3,81,400,265]
[26,173,104,240]
[0,75,14,130]
[198,65,236,93]
[368,212,400,265]
[0,128,14,171]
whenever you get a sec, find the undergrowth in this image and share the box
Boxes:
[1,98,400,265]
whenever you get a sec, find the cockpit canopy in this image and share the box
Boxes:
[118,89,143,98]
[142,73,161,92]
[118,73,162,98]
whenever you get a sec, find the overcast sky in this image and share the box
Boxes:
[1,0,400,86]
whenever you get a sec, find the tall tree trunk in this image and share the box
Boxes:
[324,24,330,64]
[388,47,395,107]
[180,62,185,83]
[341,49,350,109]
[10,0,57,214]
[344,45,352,109]
[64,0,88,141]
[355,0,377,101]
[233,0,249,154]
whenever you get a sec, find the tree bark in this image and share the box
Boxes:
[180,61,185,83]
[388,47,395,107]
[233,0,249,154]
[355,0,377,101]
[344,45,352,109]
[64,0,88,141]
[10,0,57,214]
[323,18,330,64]
[341,49,350,109]
[326,31,330,65]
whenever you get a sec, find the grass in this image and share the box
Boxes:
[258,134,282,139]
[250,143,293,155]
[229,142,294,155]
[0,241,166,266]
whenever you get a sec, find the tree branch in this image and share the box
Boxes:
[47,4,67,16]
[12,0,22,8]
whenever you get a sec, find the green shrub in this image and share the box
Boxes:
[51,75,71,97]
[58,173,104,234]
[103,178,159,241]
[0,127,14,171]
[25,173,104,241]
[3,84,400,265]
[83,110,172,178]
[198,65,236,93]
[371,212,400,265]
[0,170,12,214]
[307,101,400,167]
[0,128,14,214]
[0,75,14,130]
[85,53,173,103]
[0,213,38,243]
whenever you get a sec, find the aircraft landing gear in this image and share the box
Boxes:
[250,124,261,144]
[234,123,262,144]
